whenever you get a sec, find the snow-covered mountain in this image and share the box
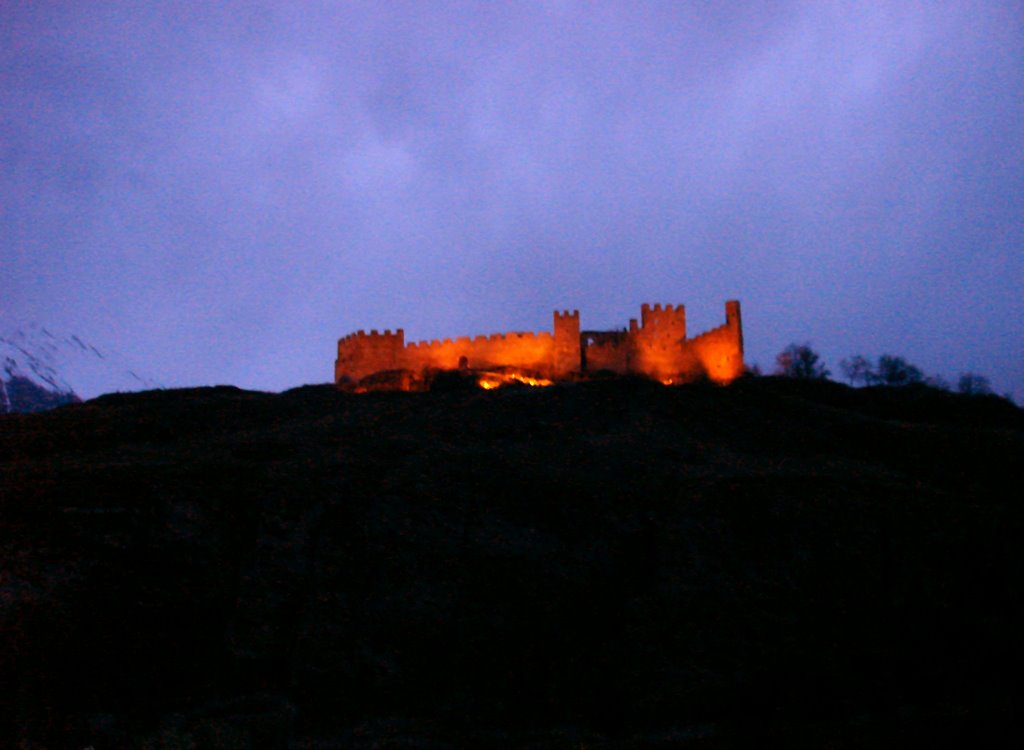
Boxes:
[1,324,161,413]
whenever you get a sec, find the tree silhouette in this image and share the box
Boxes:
[775,343,830,380]
[875,355,924,386]
[957,373,992,395]
[839,354,994,394]
[839,355,873,386]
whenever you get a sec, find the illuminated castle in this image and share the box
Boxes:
[335,301,743,388]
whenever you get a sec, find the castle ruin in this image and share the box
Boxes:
[335,301,743,388]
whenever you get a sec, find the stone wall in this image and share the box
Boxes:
[336,301,743,386]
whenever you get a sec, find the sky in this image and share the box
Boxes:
[3,1,1022,400]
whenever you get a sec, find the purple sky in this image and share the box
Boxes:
[3,1,1022,399]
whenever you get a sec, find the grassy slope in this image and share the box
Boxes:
[1,378,1022,747]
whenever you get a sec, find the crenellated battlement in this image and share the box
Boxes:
[640,303,685,314]
[338,328,405,344]
[640,303,686,332]
[406,331,553,350]
[335,301,743,387]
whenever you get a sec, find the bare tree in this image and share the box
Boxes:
[839,355,873,386]
[775,343,830,380]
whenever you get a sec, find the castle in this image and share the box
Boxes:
[335,301,744,389]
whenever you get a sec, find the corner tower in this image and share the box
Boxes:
[335,328,405,383]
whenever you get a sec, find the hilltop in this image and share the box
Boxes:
[1,378,1022,748]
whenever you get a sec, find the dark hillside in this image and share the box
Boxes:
[1,380,1022,748]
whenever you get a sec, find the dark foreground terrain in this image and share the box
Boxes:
[1,377,1022,748]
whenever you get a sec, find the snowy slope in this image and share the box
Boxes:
[1,323,161,411]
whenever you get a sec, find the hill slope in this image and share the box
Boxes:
[1,378,1021,748]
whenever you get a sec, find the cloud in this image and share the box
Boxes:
[2,1,1021,398]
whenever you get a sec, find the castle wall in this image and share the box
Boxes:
[403,332,557,375]
[336,300,743,387]
[581,331,631,374]
[686,324,744,382]
[632,339,694,381]
[687,301,744,383]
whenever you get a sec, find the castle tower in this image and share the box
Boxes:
[335,328,405,383]
[632,304,688,381]
[725,300,743,357]
[553,309,581,377]
[639,303,687,343]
